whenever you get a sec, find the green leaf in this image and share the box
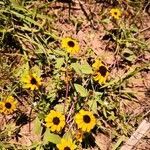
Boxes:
[87,99,97,114]
[54,104,64,113]
[31,65,42,76]
[14,62,29,77]
[63,131,72,139]
[10,0,19,5]
[43,128,61,145]
[108,111,116,121]
[71,62,93,75]
[71,63,82,75]
[9,10,42,27]
[33,117,42,135]
[130,24,138,32]
[103,107,107,118]
[101,18,111,24]
[53,50,67,56]
[55,58,64,68]
[74,84,88,97]
[112,136,125,150]
[80,63,93,74]
[36,145,44,150]
[122,49,136,62]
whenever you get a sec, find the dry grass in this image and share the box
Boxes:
[0,0,150,149]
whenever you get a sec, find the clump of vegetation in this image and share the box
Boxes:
[0,0,150,149]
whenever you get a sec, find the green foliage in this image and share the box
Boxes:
[34,117,42,135]
[74,84,88,97]
[0,0,149,149]
[43,128,61,145]
[80,63,93,74]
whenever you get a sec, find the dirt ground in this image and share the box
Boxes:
[0,0,150,149]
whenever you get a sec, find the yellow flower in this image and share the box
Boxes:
[74,130,84,142]
[0,96,17,114]
[21,73,42,90]
[0,102,5,113]
[75,110,96,132]
[110,8,122,19]
[92,59,109,84]
[57,138,77,150]
[45,110,65,132]
[61,37,80,54]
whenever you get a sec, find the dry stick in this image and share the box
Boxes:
[134,26,150,36]
[64,67,69,114]
[29,108,33,132]
[66,102,75,123]
[120,118,150,150]
[68,1,71,19]
[78,0,96,29]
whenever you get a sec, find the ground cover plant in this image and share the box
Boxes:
[0,0,150,149]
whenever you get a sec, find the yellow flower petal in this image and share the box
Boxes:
[110,8,122,20]
[20,71,42,90]
[92,60,109,85]
[92,59,103,70]
[61,37,80,54]
[1,96,17,115]
[56,138,76,150]
[74,109,96,132]
[45,110,65,132]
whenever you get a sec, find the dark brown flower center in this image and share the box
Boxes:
[53,117,60,125]
[83,115,91,123]
[114,12,118,15]
[99,66,107,77]
[64,146,71,150]
[31,77,37,85]
[68,41,75,47]
[5,102,12,109]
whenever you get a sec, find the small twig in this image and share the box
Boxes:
[66,102,75,123]
[77,0,96,29]
[28,108,32,132]
[64,64,69,114]
[68,120,75,131]
[64,80,69,112]
[78,0,91,21]
[68,1,71,19]
[134,26,150,36]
